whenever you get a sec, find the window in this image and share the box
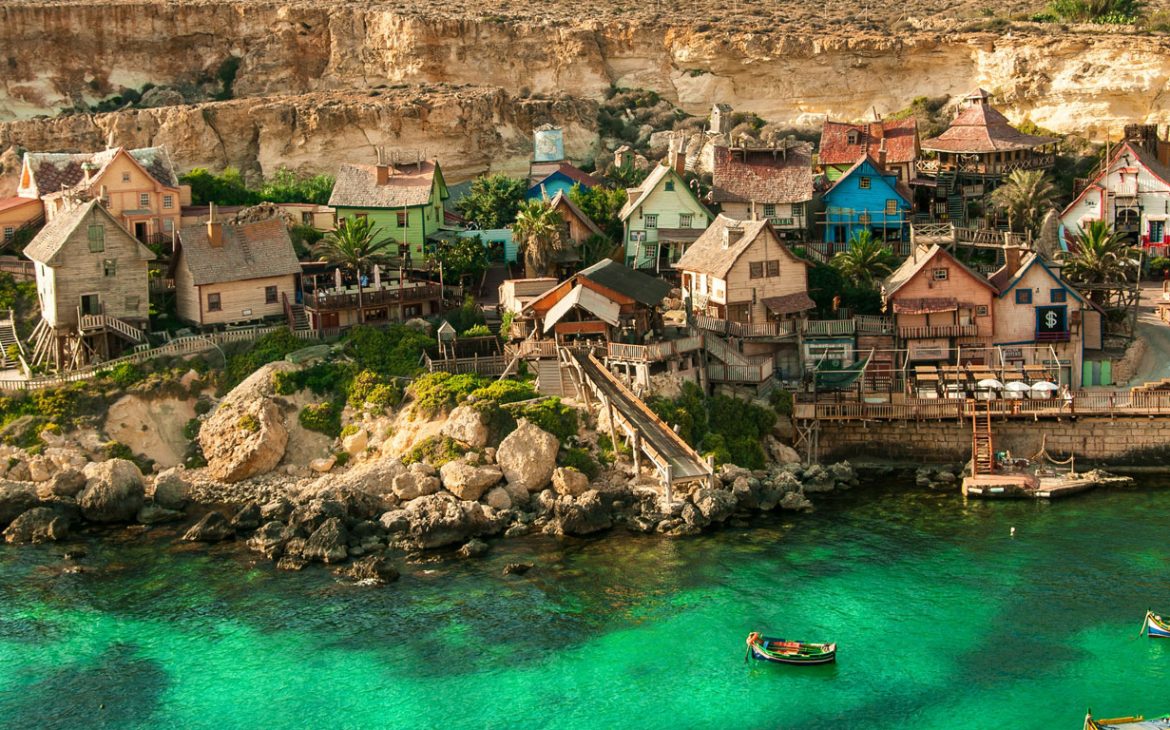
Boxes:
[355,212,368,221]
[2,226,12,242]
[885,199,898,215]
[102,259,117,277]
[139,193,150,209]
[644,214,658,229]
[763,204,776,218]
[1050,288,1067,303]
[265,286,278,304]
[766,260,780,277]
[790,204,801,217]
[162,219,174,233]
[847,130,860,145]
[122,172,131,183]
[207,292,222,312]
[302,212,313,226]
[163,195,174,209]
[1016,289,1032,304]
[88,224,105,252]
[976,305,989,317]
[125,295,139,310]
[396,211,407,227]
[932,268,948,281]
[665,181,675,192]
[749,262,764,279]
[679,213,693,228]
[859,177,871,190]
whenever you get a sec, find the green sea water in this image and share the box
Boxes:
[3,481,1170,729]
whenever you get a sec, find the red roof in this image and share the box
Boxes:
[529,161,602,189]
[819,119,919,167]
[0,196,40,214]
[710,143,814,205]
[922,98,1056,154]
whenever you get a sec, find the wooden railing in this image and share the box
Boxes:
[503,340,559,360]
[803,319,856,337]
[897,323,980,339]
[794,391,1170,421]
[694,314,798,339]
[78,313,146,342]
[708,358,774,384]
[424,354,508,376]
[855,315,894,335]
[607,335,703,363]
[305,282,443,312]
[0,257,35,280]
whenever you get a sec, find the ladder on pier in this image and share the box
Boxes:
[971,401,994,475]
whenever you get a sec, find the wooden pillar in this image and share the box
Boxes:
[663,464,673,509]
[606,398,618,461]
[633,431,642,474]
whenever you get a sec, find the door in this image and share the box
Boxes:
[134,222,148,243]
[1152,220,1166,244]
[79,294,101,316]
[320,312,340,329]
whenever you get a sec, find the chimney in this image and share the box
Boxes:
[207,202,224,248]
[1003,244,1023,278]
[668,136,686,176]
[375,146,391,186]
[81,162,93,188]
[877,138,888,172]
[722,224,744,249]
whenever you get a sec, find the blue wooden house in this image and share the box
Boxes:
[525,162,602,201]
[821,156,912,247]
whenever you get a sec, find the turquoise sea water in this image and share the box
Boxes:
[3,482,1170,729]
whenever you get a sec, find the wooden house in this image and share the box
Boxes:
[523,259,670,343]
[527,163,602,201]
[18,146,188,249]
[172,214,303,327]
[710,141,814,241]
[1060,138,1170,248]
[328,153,448,268]
[881,244,996,365]
[821,156,912,247]
[0,197,44,245]
[818,118,920,183]
[23,199,154,370]
[620,144,714,272]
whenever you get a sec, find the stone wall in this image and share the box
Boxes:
[1111,338,1148,386]
[815,417,1170,466]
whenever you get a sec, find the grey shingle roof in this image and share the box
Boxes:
[177,218,301,286]
[577,259,670,307]
[26,147,179,195]
[24,199,156,266]
[675,215,772,278]
[328,161,443,209]
[710,143,814,206]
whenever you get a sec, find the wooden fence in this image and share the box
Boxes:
[794,390,1170,421]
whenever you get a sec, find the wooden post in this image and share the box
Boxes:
[606,398,618,461]
[633,431,642,473]
[663,464,673,509]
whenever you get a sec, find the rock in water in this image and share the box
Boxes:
[3,507,70,544]
[551,467,590,497]
[303,517,349,563]
[546,490,612,535]
[692,488,737,523]
[183,511,235,542]
[337,556,399,584]
[439,461,503,501]
[496,420,559,493]
[199,363,291,483]
[457,538,490,558]
[403,493,488,548]
[78,459,145,523]
[0,480,39,527]
[137,503,185,525]
[231,502,262,530]
[779,491,813,511]
[441,405,489,448]
[152,468,190,509]
[503,562,534,576]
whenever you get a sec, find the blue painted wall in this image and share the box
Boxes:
[822,159,910,244]
[526,171,590,201]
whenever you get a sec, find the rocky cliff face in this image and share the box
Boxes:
[2,2,1169,179]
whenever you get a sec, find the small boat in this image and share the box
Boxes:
[1141,611,1170,639]
[745,632,836,665]
[1085,709,1170,729]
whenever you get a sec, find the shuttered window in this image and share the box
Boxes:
[88,225,105,252]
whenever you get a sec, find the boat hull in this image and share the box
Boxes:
[1147,612,1170,638]
[747,635,836,665]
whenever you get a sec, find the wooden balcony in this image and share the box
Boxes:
[693,314,798,340]
[304,282,442,313]
[607,335,703,363]
[803,319,856,337]
[915,154,1055,177]
[897,323,980,339]
[1035,330,1071,343]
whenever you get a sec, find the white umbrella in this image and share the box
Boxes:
[977,379,1004,389]
[1004,381,1029,400]
[373,264,382,289]
[1031,381,1059,391]
[334,268,343,290]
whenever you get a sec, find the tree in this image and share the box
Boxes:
[258,168,335,205]
[458,174,526,229]
[312,217,394,323]
[513,200,566,278]
[428,235,490,287]
[1059,220,1139,303]
[180,167,259,206]
[568,183,628,242]
[989,169,1057,236]
[579,233,618,269]
[829,229,897,289]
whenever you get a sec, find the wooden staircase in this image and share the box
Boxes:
[288,303,310,331]
[79,313,145,343]
[535,357,571,396]
[947,195,966,224]
[0,309,22,367]
[971,402,994,475]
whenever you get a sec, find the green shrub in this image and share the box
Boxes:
[223,329,303,389]
[299,402,342,437]
[597,432,630,465]
[339,424,361,439]
[651,382,775,469]
[469,378,537,404]
[333,451,350,468]
[273,361,354,397]
[1047,0,1141,22]
[559,446,599,479]
[103,441,135,461]
[183,418,202,441]
[100,361,144,388]
[516,397,578,442]
[409,372,486,418]
[347,369,402,409]
[366,383,401,409]
[402,435,466,467]
[461,324,492,337]
[769,389,794,417]
[194,398,213,416]
[238,413,260,433]
[343,324,434,377]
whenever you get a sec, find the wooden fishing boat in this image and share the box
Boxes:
[745,632,836,665]
[1141,611,1170,639]
[1084,709,1170,729]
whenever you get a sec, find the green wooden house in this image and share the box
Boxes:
[619,154,713,273]
[328,157,449,267]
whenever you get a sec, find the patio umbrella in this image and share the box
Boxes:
[334,268,343,290]
[1004,381,1029,399]
[373,264,381,289]
[1031,381,1059,392]
[976,379,1004,390]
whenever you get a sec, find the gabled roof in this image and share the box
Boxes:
[922,92,1056,154]
[24,147,179,196]
[543,284,621,332]
[819,119,919,166]
[528,162,602,190]
[675,214,806,279]
[710,143,814,205]
[823,156,912,203]
[549,191,604,238]
[618,164,711,221]
[576,258,670,307]
[882,244,997,299]
[328,161,445,209]
[1061,141,1170,222]
[177,218,301,286]
[0,196,40,214]
[24,199,156,266]
[992,252,1085,303]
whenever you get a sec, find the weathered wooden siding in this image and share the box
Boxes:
[46,208,151,328]
[1061,145,1170,239]
[173,250,201,325]
[722,228,809,323]
[624,168,711,267]
[334,169,445,262]
[993,263,1083,387]
[891,251,995,338]
[196,274,296,326]
[43,152,182,236]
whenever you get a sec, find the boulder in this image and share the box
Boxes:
[503,562,534,576]
[441,405,489,448]
[402,493,489,548]
[231,502,262,530]
[730,476,759,510]
[800,464,836,493]
[309,456,336,474]
[27,456,54,483]
[496,420,559,493]
[551,467,590,497]
[199,363,291,482]
[152,468,190,509]
[183,511,234,542]
[767,438,801,465]
[139,86,186,107]
[718,463,752,485]
[378,510,410,534]
[78,459,145,523]
[457,538,490,558]
[0,480,40,527]
[302,517,349,563]
[248,521,293,560]
[484,486,512,511]
[337,555,400,584]
[42,468,87,499]
[3,507,70,544]
[392,471,441,501]
[439,461,503,501]
[546,490,612,535]
[342,428,368,457]
[332,458,406,496]
[693,488,737,523]
[779,491,813,511]
[137,503,185,525]
[680,502,707,528]
[261,497,293,522]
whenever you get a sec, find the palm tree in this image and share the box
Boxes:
[830,229,898,289]
[513,200,566,278]
[312,216,394,323]
[989,169,1057,236]
[1059,220,1139,304]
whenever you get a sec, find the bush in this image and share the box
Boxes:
[99,361,144,388]
[770,389,794,417]
[299,402,342,437]
[224,329,303,389]
[402,435,466,467]
[444,295,485,334]
[339,424,361,439]
[1047,0,1141,22]
[194,398,213,416]
[103,441,135,461]
[409,372,485,418]
[343,324,434,377]
[650,383,775,469]
[333,451,350,468]
[597,432,630,465]
[469,379,537,405]
[238,413,260,433]
[183,418,202,441]
[516,397,578,442]
[559,446,599,479]
[272,361,354,397]
[461,324,492,337]
[347,369,402,409]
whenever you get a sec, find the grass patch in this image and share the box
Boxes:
[402,435,466,467]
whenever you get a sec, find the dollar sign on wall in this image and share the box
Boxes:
[1045,311,1058,329]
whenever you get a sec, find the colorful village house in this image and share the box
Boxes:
[710,138,814,242]
[821,155,912,250]
[918,89,1057,224]
[328,149,449,269]
[23,199,154,370]
[988,245,1098,388]
[620,139,714,272]
[527,125,602,200]
[1060,128,1170,252]
[17,145,188,250]
[548,190,607,275]
[818,116,920,183]
[0,196,44,248]
[675,215,813,379]
[171,211,303,327]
